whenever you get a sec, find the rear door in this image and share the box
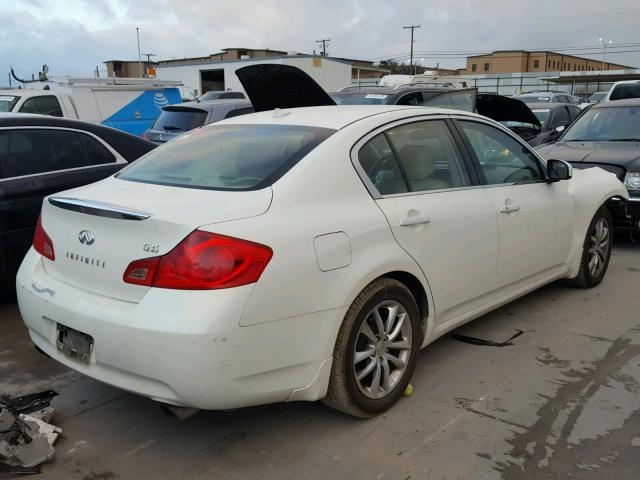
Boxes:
[0,128,125,286]
[354,117,499,324]
[454,118,574,291]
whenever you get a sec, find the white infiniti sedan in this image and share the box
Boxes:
[17,105,627,417]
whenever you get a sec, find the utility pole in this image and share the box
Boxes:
[598,37,612,70]
[142,53,156,63]
[316,38,330,56]
[403,25,421,74]
[136,27,142,77]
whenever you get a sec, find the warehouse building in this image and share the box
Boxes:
[152,48,381,98]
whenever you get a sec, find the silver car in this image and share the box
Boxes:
[142,99,254,144]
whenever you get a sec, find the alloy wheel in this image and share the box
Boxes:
[353,300,412,400]
[588,217,610,277]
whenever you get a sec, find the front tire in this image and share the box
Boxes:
[567,206,613,288]
[323,278,422,417]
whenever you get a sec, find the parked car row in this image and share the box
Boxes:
[13,64,630,419]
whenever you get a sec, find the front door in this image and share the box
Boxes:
[355,118,499,324]
[455,119,574,291]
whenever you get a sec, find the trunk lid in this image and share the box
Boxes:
[41,177,272,302]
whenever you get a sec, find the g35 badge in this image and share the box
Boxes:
[143,243,159,253]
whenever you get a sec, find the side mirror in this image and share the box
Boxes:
[547,159,572,182]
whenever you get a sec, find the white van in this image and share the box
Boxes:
[0,77,183,136]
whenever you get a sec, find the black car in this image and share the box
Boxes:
[331,85,468,107]
[0,114,156,288]
[509,102,582,147]
[515,91,578,105]
[536,99,640,232]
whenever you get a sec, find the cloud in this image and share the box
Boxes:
[1,0,639,86]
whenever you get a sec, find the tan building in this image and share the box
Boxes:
[103,60,158,78]
[463,50,633,75]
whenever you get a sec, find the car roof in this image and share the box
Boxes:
[164,99,252,112]
[0,112,155,160]
[526,103,567,110]
[331,86,453,96]
[592,98,640,108]
[215,105,484,130]
[0,89,49,98]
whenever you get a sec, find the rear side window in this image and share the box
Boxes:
[117,124,335,190]
[18,95,63,117]
[152,108,207,132]
[79,133,116,165]
[0,129,86,178]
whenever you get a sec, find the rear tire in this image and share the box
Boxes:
[323,278,422,417]
[567,206,613,288]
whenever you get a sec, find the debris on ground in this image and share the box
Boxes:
[402,384,414,397]
[0,390,60,475]
[451,329,524,347]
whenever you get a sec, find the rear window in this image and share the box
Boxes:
[331,93,389,105]
[519,96,551,104]
[152,108,208,132]
[610,84,640,101]
[117,124,335,191]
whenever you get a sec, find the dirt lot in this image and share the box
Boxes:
[2,238,639,480]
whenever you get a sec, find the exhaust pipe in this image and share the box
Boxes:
[160,404,200,421]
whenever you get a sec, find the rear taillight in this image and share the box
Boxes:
[33,214,55,261]
[123,231,272,290]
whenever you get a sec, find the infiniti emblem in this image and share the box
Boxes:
[78,230,95,246]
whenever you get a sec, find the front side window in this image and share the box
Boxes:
[118,124,335,190]
[459,121,544,185]
[553,107,570,127]
[357,120,471,195]
[18,95,63,117]
[0,129,86,178]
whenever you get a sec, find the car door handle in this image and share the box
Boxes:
[499,204,520,213]
[399,215,431,226]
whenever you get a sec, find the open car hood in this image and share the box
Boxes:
[235,64,336,112]
[476,93,541,127]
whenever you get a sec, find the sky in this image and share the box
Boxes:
[2,0,640,83]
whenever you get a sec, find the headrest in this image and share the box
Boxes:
[399,145,434,180]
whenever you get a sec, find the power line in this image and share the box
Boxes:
[403,25,421,73]
[316,38,330,56]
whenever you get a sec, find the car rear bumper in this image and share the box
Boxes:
[17,248,341,410]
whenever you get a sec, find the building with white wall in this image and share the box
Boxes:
[155,52,353,99]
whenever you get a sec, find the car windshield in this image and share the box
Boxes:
[118,124,335,190]
[0,95,19,112]
[152,108,208,132]
[519,96,551,104]
[562,106,640,142]
[531,108,551,125]
[331,93,390,105]
[589,92,606,102]
[609,84,640,101]
[200,92,224,100]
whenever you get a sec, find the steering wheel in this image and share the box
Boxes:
[504,166,537,183]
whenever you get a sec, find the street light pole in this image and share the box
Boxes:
[136,27,142,77]
[598,37,612,70]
